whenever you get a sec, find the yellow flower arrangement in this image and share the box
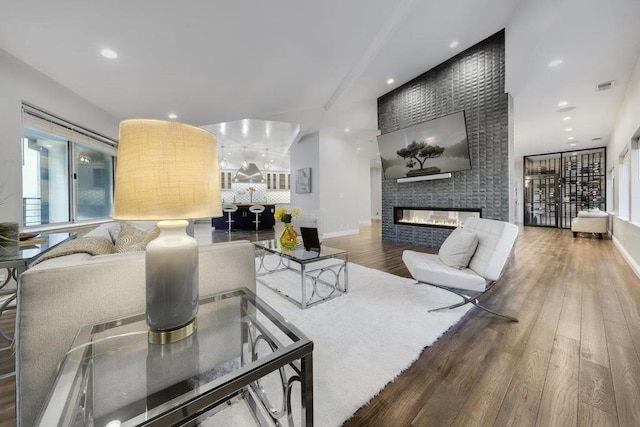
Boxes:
[248,186,256,192]
[274,207,303,224]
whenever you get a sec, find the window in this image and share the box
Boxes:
[619,149,630,219]
[632,138,640,222]
[21,105,117,227]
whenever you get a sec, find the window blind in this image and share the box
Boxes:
[22,104,118,156]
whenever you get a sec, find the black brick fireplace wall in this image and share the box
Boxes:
[378,30,511,248]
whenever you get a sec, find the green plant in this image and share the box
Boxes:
[274,207,303,223]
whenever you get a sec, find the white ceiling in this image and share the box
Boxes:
[1,0,639,165]
[201,119,301,170]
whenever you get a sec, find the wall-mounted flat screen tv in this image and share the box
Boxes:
[377,111,471,179]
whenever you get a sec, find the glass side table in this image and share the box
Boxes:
[0,232,76,343]
[36,287,314,427]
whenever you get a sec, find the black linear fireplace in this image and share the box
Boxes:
[393,207,482,229]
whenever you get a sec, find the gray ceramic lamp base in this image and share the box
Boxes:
[145,220,200,345]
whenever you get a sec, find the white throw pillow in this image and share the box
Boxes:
[114,223,160,253]
[438,227,479,269]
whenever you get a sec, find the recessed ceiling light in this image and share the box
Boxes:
[449,41,459,48]
[548,58,563,67]
[569,143,577,147]
[344,128,350,133]
[386,78,394,85]
[563,116,572,121]
[100,48,118,59]
[168,113,177,119]
[565,127,573,132]
[557,106,576,113]
[568,136,575,140]
[558,101,568,107]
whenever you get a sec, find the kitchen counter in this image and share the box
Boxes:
[212,204,276,230]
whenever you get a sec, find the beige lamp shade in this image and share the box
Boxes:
[114,119,222,220]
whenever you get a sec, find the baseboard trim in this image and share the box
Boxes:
[359,220,372,226]
[323,229,360,238]
[612,235,640,279]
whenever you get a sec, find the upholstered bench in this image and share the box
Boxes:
[571,210,608,238]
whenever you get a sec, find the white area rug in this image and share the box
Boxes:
[254,256,470,426]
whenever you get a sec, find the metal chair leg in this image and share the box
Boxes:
[227,212,233,233]
[417,281,518,322]
[472,300,519,322]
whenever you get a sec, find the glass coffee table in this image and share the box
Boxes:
[36,288,314,427]
[253,240,348,309]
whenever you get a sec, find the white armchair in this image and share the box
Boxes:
[402,217,519,321]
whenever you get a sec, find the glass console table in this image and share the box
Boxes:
[36,288,314,426]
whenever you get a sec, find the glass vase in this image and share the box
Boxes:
[279,223,298,250]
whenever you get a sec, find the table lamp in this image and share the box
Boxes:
[113,119,222,344]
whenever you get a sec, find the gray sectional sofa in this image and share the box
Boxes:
[16,222,256,426]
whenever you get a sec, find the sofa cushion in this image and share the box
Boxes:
[577,210,608,218]
[438,227,479,269]
[114,223,160,253]
[109,220,158,242]
[31,236,115,267]
[84,222,120,241]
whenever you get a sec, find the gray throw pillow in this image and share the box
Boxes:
[438,227,479,269]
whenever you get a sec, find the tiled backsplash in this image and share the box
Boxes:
[221,187,290,205]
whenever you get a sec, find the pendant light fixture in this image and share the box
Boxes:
[263,148,270,170]
[241,146,248,170]
[219,145,228,169]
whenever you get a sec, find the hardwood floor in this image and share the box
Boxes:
[1,222,639,426]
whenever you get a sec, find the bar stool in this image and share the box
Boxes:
[249,205,266,231]
[222,203,238,232]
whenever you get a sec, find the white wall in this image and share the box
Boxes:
[0,49,119,225]
[608,54,640,277]
[513,160,524,224]
[261,100,379,236]
[290,132,321,211]
[318,133,361,236]
[370,167,382,219]
[357,152,372,225]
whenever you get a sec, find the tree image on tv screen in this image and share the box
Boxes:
[396,140,445,176]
